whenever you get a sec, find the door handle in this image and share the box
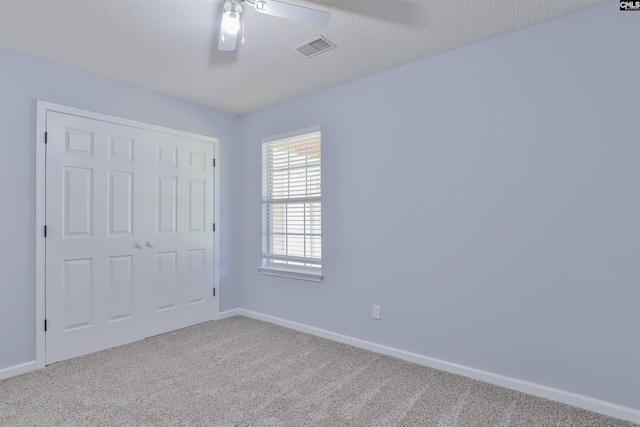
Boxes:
[134,242,144,249]
[146,241,156,248]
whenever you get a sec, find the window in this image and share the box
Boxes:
[259,127,322,282]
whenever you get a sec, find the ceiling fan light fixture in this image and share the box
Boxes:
[222,11,241,34]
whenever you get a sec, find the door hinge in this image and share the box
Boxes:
[44,132,48,144]
[44,319,47,332]
[213,288,216,297]
[44,225,47,238]
[213,158,216,167]
[213,223,216,232]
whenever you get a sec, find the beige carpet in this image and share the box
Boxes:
[0,316,636,426]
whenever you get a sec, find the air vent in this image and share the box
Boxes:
[293,36,336,58]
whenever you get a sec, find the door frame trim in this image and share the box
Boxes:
[35,101,221,369]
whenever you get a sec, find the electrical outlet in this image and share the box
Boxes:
[372,305,381,320]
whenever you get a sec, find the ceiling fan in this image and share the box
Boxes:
[218,0,330,51]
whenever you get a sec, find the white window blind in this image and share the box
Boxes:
[261,129,321,278]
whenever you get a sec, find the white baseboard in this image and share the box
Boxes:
[218,308,243,320]
[227,308,640,424]
[0,360,36,381]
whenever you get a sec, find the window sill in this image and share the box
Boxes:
[258,266,324,282]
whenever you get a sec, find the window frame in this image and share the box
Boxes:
[258,126,323,282]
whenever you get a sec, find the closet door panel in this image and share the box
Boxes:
[145,131,215,337]
[45,112,148,364]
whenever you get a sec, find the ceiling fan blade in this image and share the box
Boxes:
[218,27,238,51]
[255,0,330,28]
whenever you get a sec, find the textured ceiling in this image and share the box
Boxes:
[0,0,608,116]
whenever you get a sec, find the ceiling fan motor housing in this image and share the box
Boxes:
[224,0,243,14]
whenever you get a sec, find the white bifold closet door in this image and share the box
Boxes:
[45,111,215,365]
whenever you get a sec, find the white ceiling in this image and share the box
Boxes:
[0,0,607,116]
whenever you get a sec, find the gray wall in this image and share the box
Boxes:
[237,2,640,409]
[0,48,242,369]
